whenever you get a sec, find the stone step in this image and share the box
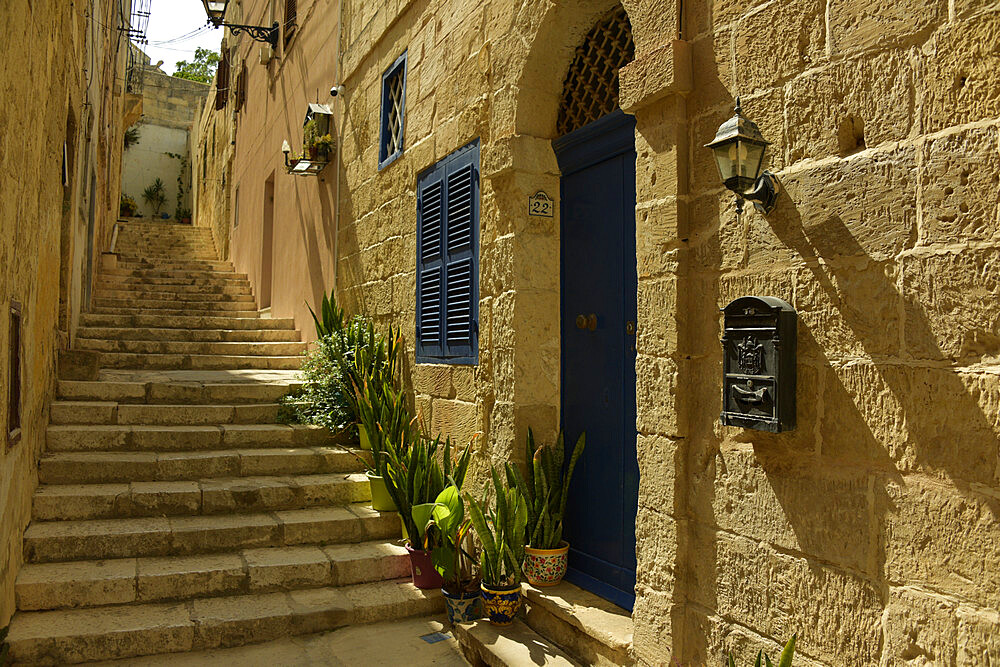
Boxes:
[32,472,371,520]
[59,351,302,371]
[74,339,307,357]
[23,503,399,563]
[101,275,251,288]
[100,268,246,280]
[454,618,580,667]
[116,252,219,262]
[115,260,234,272]
[97,282,253,296]
[90,306,263,318]
[6,580,441,665]
[78,313,296,330]
[39,447,363,484]
[15,541,410,611]
[46,423,333,453]
[93,298,259,313]
[75,327,301,343]
[95,289,255,302]
[521,582,635,666]
[56,378,301,404]
[50,401,283,425]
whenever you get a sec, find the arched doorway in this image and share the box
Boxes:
[553,5,639,610]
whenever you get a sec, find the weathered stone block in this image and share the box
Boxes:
[881,587,959,667]
[634,507,677,590]
[828,0,946,54]
[920,12,1000,132]
[919,126,1000,246]
[901,248,1000,361]
[884,478,1000,608]
[636,276,679,357]
[635,354,681,437]
[734,0,825,94]
[636,433,681,513]
[786,50,915,163]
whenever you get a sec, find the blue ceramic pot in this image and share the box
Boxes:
[480,583,521,626]
[443,588,481,624]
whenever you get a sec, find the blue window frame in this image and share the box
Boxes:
[416,139,480,364]
[378,51,407,170]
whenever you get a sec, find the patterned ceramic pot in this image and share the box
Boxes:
[405,543,445,589]
[480,583,521,626]
[365,472,397,512]
[442,588,481,624]
[523,541,569,587]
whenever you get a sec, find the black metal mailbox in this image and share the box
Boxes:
[721,296,796,432]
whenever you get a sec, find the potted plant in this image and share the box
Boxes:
[383,433,472,589]
[466,466,528,625]
[142,178,167,215]
[176,208,192,224]
[355,377,418,512]
[119,194,137,217]
[415,481,481,624]
[313,133,335,160]
[507,429,585,587]
[304,119,319,160]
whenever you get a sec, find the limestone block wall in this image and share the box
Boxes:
[653,1,1000,664]
[193,63,234,261]
[0,0,129,626]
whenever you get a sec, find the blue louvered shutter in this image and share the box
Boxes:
[416,140,479,363]
[417,164,446,360]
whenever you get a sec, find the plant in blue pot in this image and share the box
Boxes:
[466,467,527,626]
[415,482,480,624]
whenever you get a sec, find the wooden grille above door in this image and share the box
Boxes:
[556,5,635,136]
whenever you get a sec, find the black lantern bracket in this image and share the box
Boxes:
[705,97,782,216]
[206,19,279,48]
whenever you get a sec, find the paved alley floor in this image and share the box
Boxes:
[94,616,469,665]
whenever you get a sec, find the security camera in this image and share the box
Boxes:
[330,85,345,97]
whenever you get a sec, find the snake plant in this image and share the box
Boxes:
[728,635,796,667]
[506,428,585,549]
[466,465,528,588]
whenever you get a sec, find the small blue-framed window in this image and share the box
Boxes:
[378,51,407,170]
[416,139,480,364]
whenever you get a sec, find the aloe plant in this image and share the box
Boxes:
[466,466,528,588]
[506,429,585,549]
[728,635,796,667]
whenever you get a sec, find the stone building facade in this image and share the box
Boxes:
[0,0,132,627]
[199,0,1000,663]
[122,62,210,219]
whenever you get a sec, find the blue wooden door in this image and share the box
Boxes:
[554,110,639,610]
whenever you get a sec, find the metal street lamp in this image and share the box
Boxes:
[705,98,780,215]
[200,0,279,49]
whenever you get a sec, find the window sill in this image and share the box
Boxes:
[378,148,404,172]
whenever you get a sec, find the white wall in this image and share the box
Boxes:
[122,123,191,218]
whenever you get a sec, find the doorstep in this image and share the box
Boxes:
[453,618,580,667]
[521,580,635,666]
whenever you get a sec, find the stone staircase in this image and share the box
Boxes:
[5,221,441,665]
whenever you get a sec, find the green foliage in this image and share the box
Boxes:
[415,484,477,594]
[124,125,140,150]
[303,119,319,152]
[141,178,166,214]
[507,429,585,549]
[465,466,528,588]
[165,152,189,220]
[120,193,137,217]
[277,338,353,431]
[728,635,796,667]
[172,47,220,84]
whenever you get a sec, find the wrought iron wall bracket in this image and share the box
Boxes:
[211,20,279,48]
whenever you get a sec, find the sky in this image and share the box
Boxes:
[137,0,227,74]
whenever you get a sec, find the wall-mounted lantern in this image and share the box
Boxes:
[705,98,780,214]
[200,0,279,48]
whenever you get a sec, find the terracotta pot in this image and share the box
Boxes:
[480,583,521,626]
[366,471,397,512]
[442,587,481,624]
[523,540,570,587]
[405,543,445,589]
[309,146,319,160]
[358,424,371,450]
